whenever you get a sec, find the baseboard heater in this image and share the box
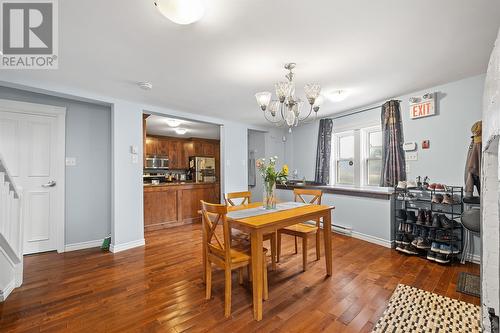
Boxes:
[332,224,352,236]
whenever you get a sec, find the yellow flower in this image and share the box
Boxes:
[282,164,289,175]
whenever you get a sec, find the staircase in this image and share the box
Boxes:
[0,154,23,302]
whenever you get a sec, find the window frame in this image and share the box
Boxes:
[330,124,382,187]
[331,130,358,186]
[361,126,383,187]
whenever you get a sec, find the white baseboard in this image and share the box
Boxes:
[110,238,145,253]
[65,239,104,252]
[350,230,393,248]
[0,279,15,302]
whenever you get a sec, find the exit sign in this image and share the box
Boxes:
[409,96,435,119]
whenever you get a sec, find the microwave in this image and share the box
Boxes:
[145,155,169,169]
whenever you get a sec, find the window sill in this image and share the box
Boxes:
[276,182,393,200]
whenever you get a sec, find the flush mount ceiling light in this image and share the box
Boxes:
[175,128,188,135]
[255,63,323,132]
[327,89,348,102]
[165,119,181,127]
[154,0,205,25]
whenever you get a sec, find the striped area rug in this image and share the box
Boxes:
[372,284,481,333]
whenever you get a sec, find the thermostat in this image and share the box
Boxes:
[403,142,417,151]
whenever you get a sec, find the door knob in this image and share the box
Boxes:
[42,180,56,188]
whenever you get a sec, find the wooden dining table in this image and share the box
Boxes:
[223,201,335,321]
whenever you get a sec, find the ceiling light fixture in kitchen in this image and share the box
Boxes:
[154,0,205,25]
[175,128,188,135]
[165,119,181,127]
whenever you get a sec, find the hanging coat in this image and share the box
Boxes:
[464,121,482,197]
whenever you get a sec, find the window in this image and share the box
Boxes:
[331,125,382,187]
[335,132,355,185]
[363,127,383,186]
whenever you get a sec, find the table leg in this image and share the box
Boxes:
[251,231,264,321]
[323,211,333,276]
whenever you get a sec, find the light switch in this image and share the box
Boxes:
[65,157,77,166]
[132,155,138,164]
[130,145,138,155]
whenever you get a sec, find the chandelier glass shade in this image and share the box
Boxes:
[255,63,323,131]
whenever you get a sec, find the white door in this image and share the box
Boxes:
[0,101,65,254]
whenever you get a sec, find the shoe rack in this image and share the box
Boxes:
[394,186,464,264]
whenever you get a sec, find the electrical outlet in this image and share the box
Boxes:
[406,152,418,161]
[131,155,138,164]
[65,157,77,166]
[405,164,410,173]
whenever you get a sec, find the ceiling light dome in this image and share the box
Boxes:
[154,0,205,25]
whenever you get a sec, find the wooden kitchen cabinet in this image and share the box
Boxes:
[145,135,219,170]
[144,182,220,230]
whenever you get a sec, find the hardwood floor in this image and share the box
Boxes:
[0,224,479,332]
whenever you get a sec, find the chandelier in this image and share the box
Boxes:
[255,63,323,132]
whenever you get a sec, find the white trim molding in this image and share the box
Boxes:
[350,230,393,248]
[65,239,104,252]
[0,279,15,302]
[110,238,145,253]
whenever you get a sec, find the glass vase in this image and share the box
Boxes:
[263,181,277,210]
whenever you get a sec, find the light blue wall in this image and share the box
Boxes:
[0,87,112,246]
[281,75,485,259]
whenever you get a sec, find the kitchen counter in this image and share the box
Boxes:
[144,181,220,230]
[143,181,218,187]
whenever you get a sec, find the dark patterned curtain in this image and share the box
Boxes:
[380,100,406,187]
[315,119,333,184]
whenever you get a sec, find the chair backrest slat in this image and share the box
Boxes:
[201,200,231,262]
[293,188,322,205]
[224,191,251,206]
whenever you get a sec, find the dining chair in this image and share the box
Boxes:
[224,191,277,271]
[201,200,269,318]
[277,189,323,271]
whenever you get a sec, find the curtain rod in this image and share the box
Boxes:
[326,99,402,120]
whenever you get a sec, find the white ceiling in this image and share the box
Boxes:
[146,114,220,139]
[1,0,499,126]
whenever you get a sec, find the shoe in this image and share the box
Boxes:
[407,223,413,233]
[402,234,411,245]
[396,243,405,252]
[435,253,450,264]
[395,233,403,244]
[406,181,417,189]
[396,209,407,221]
[439,244,460,255]
[404,193,417,201]
[434,184,446,191]
[431,242,440,252]
[439,232,458,241]
[402,244,418,255]
[431,214,442,228]
[416,209,425,225]
[428,229,436,240]
[411,237,419,247]
[396,181,407,190]
[431,194,444,204]
[442,194,459,205]
[398,222,404,232]
[416,238,431,249]
[425,210,433,226]
[440,215,455,229]
[412,226,420,237]
[406,211,417,224]
[427,251,436,261]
